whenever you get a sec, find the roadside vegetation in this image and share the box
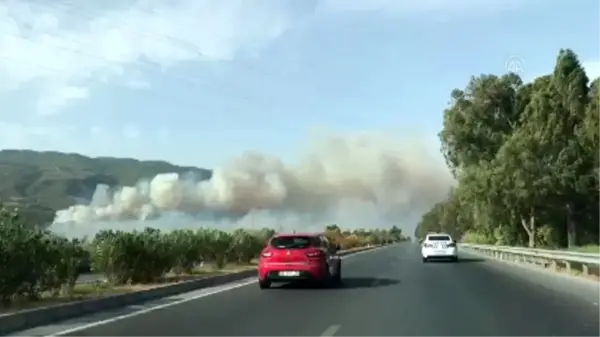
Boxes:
[415,48,599,251]
[0,206,405,310]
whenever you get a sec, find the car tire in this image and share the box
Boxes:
[258,279,271,289]
[331,265,342,285]
[451,256,458,262]
[422,257,428,263]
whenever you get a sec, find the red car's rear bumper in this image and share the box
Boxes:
[258,262,327,281]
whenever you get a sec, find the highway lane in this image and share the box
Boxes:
[40,243,600,336]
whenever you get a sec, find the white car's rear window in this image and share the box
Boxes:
[427,235,451,241]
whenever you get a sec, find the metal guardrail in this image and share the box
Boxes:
[460,243,600,276]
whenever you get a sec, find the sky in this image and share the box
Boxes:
[0,0,598,169]
[1,0,598,234]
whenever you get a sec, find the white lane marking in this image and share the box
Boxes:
[46,245,394,336]
[320,324,341,336]
[46,280,255,336]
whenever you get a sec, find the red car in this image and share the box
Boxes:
[257,232,342,289]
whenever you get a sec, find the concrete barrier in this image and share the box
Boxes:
[0,245,381,335]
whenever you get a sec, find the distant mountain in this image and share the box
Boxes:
[0,149,212,226]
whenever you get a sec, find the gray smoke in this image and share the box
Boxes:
[49,132,455,238]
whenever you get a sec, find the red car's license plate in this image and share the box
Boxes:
[279,271,300,277]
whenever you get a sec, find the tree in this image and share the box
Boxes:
[493,125,550,247]
[439,73,525,176]
[453,163,505,243]
[542,49,591,247]
[326,224,341,233]
[414,202,443,239]
[416,48,599,249]
[388,225,403,242]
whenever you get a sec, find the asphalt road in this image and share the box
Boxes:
[29,244,600,336]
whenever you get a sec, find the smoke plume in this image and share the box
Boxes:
[49,132,454,238]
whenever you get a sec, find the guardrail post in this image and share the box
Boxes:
[582,264,589,276]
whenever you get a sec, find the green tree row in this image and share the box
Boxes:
[0,205,404,304]
[415,49,599,249]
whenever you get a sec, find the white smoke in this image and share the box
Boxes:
[49,132,455,238]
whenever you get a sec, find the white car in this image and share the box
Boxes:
[421,233,458,262]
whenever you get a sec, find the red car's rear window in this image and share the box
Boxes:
[269,236,319,249]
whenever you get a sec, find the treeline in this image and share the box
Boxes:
[415,49,599,249]
[0,205,405,304]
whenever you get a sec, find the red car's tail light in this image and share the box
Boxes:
[261,251,272,258]
[305,250,324,258]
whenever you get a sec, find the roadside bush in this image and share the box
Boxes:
[340,234,361,249]
[0,206,87,304]
[228,229,263,264]
[91,228,173,284]
[167,229,203,275]
[461,230,493,244]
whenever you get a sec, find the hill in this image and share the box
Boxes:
[0,149,212,226]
